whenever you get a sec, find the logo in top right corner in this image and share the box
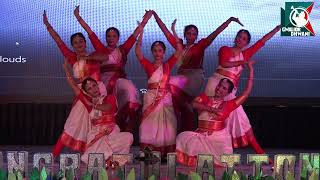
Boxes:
[281,2,315,36]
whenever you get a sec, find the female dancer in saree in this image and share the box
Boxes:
[153,11,243,131]
[74,7,153,132]
[135,20,183,158]
[204,26,280,154]
[43,10,106,157]
[176,60,255,167]
[62,60,133,164]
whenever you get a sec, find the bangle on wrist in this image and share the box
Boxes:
[136,38,141,42]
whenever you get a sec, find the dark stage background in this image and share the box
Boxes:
[1,102,319,148]
[0,0,320,102]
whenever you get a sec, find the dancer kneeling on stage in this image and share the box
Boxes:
[176,60,256,167]
[62,59,133,164]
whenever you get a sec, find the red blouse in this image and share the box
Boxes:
[218,40,265,65]
[57,42,100,81]
[168,35,211,69]
[194,93,238,122]
[101,95,118,115]
[78,92,118,117]
[138,55,178,79]
[89,32,136,65]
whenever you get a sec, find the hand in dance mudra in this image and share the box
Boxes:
[171,19,177,35]
[143,10,153,20]
[74,5,80,17]
[246,60,256,69]
[135,10,155,40]
[42,10,49,25]
[229,17,244,27]
[170,19,184,57]
[135,10,153,33]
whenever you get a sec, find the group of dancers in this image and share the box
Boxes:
[43,7,280,166]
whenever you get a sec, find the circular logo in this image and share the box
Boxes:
[289,7,309,28]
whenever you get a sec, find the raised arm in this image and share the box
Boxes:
[62,59,80,95]
[43,10,65,45]
[234,60,255,106]
[73,6,106,52]
[165,19,184,68]
[206,17,243,44]
[260,25,280,43]
[132,10,153,39]
[242,25,280,61]
[74,5,94,35]
[120,10,153,55]
[135,29,153,75]
[135,30,144,61]
[44,10,76,64]
[153,11,177,49]
[172,19,183,58]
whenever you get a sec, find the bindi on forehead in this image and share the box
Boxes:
[239,32,248,38]
[188,29,197,33]
[73,37,85,42]
[87,81,96,86]
[107,31,118,36]
[221,81,231,88]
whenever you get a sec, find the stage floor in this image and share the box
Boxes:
[0,146,318,179]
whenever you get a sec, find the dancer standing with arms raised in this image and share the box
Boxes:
[135,19,183,158]
[43,10,106,157]
[153,11,243,131]
[74,7,153,132]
